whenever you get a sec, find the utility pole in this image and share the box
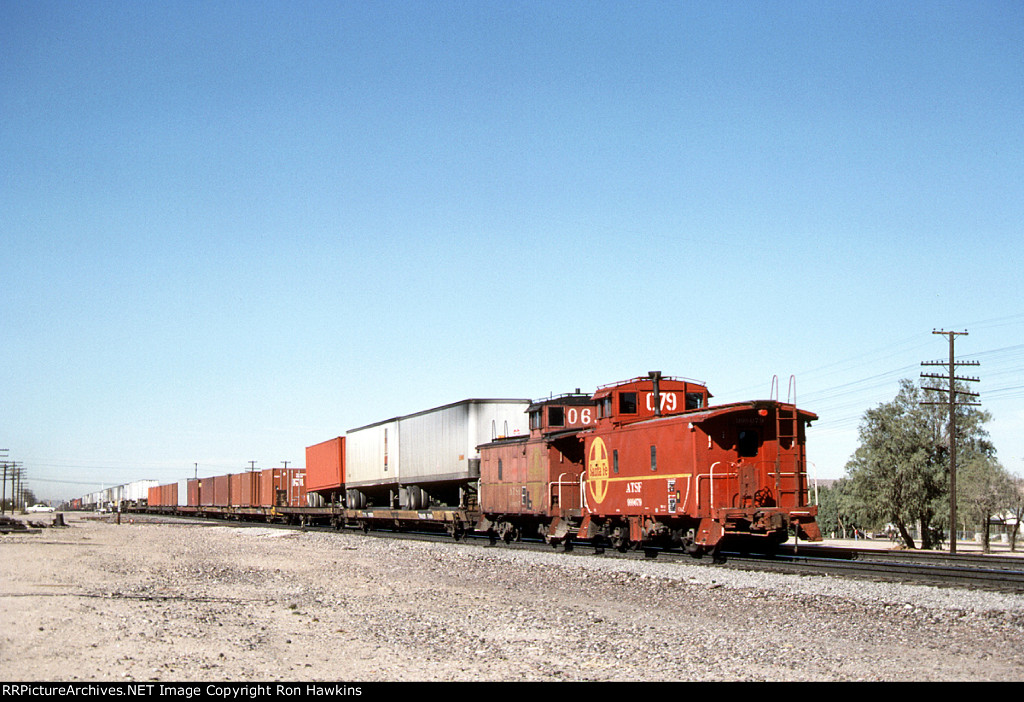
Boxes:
[921,329,980,554]
[1,450,8,514]
[2,459,24,514]
[4,461,24,513]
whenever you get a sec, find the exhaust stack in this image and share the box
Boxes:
[649,371,662,417]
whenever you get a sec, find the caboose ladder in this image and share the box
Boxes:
[777,375,798,448]
[775,376,800,507]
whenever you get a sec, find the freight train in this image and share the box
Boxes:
[99,372,822,556]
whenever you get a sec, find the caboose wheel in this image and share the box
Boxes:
[496,521,519,544]
[610,526,630,552]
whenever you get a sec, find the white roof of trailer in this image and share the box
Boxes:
[347,398,531,434]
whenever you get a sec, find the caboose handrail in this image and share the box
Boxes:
[703,459,807,510]
[681,474,694,515]
[549,472,578,509]
[696,462,726,510]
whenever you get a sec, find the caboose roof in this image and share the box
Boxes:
[593,375,711,399]
[527,393,594,412]
[629,400,818,426]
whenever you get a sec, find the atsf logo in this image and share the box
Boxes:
[588,437,610,504]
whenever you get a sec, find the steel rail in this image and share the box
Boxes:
[714,547,1024,593]
[103,512,1024,593]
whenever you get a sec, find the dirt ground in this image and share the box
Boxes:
[3,512,1024,682]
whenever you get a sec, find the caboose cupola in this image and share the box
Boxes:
[593,374,711,426]
[527,391,596,437]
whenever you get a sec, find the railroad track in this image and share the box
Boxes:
[118,512,1024,593]
[356,528,1024,593]
[712,543,1024,593]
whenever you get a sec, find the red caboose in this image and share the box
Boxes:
[477,391,595,544]
[579,372,821,554]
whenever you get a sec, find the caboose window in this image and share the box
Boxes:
[650,445,657,471]
[548,406,565,427]
[620,392,638,414]
[686,392,704,410]
[498,458,503,480]
[530,411,542,430]
[613,449,619,474]
[737,430,759,457]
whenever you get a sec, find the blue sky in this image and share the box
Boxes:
[3,1,1022,501]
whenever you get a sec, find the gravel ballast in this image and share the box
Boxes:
[2,513,1023,681]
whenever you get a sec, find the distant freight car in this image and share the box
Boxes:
[229,471,259,507]
[183,469,305,513]
[258,467,305,508]
[147,482,179,508]
[213,475,231,507]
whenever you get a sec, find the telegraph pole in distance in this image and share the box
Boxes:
[921,329,980,554]
[1,449,8,515]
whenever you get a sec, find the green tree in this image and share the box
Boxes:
[814,481,842,538]
[815,478,866,539]
[958,455,1013,552]
[1006,476,1024,551]
[844,378,994,549]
